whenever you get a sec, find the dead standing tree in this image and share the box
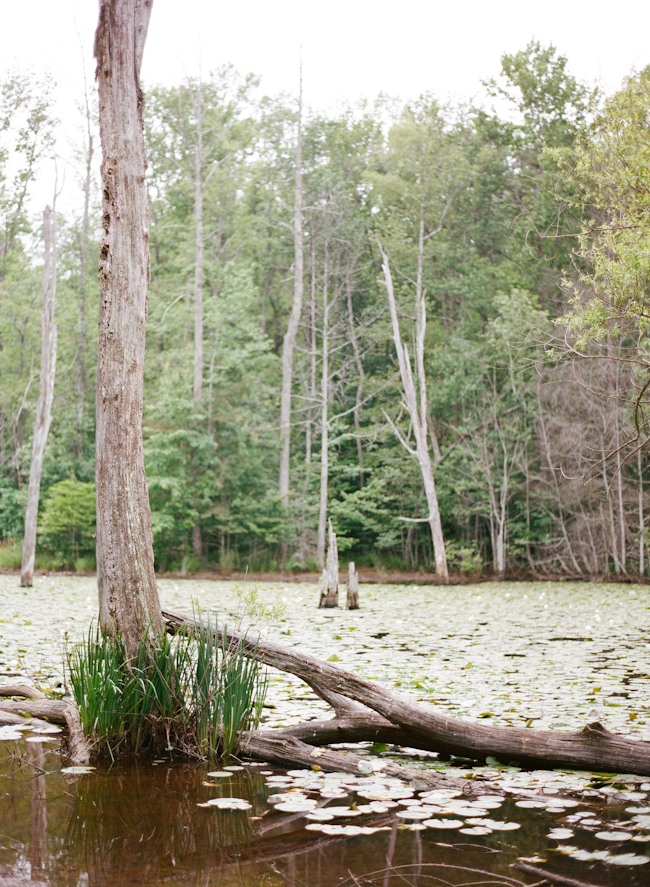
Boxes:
[278,64,304,559]
[318,518,338,607]
[379,245,448,579]
[21,205,58,588]
[94,0,164,655]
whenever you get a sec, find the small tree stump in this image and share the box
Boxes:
[346,562,359,609]
[318,519,339,608]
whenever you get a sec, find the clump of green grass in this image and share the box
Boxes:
[68,609,267,759]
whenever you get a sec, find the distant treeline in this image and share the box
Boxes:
[2,43,650,577]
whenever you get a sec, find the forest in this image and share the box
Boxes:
[1,41,650,580]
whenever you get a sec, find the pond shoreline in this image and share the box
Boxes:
[1,566,649,585]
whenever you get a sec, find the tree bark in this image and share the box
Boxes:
[21,206,57,587]
[278,66,303,516]
[319,518,338,607]
[380,246,448,578]
[94,0,164,657]
[164,607,650,775]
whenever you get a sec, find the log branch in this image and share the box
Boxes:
[0,698,90,764]
[164,607,650,775]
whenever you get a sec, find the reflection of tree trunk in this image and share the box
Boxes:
[94,0,164,656]
[21,205,58,588]
[27,740,47,879]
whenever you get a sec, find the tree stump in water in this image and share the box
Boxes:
[346,562,359,609]
[319,519,339,607]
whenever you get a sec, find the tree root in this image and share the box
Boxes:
[164,607,650,776]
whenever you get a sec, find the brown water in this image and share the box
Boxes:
[0,740,648,887]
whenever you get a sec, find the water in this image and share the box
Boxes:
[1,576,650,883]
[0,741,648,886]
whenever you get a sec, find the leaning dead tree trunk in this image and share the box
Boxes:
[346,561,359,609]
[319,518,338,607]
[94,0,164,656]
[164,607,650,776]
[380,245,448,579]
[21,206,58,588]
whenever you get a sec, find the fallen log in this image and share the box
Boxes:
[240,730,460,789]
[164,607,650,776]
[0,688,90,764]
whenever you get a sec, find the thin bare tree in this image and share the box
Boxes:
[20,205,58,587]
[380,245,448,578]
[278,64,304,521]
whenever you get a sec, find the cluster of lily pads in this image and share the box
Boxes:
[196,764,650,867]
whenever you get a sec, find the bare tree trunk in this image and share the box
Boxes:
[94,0,164,657]
[21,206,57,588]
[305,236,316,467]
[278,66,303,511]
[192,77,204,404]
[316,250,329,567]
[346,561,359,609]
[346,276,364,488]
[639,445,645,575]
[319,518,338,607]
[380,246,448,578]
[77,97,93,459]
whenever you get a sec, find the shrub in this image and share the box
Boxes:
[0,540,22,570]
[39,479,96,568]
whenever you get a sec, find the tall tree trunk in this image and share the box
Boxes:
[639,445,645,575]
[77,100,93,460]
[380,246,448,578]
[346,275,364,488]
[305,236,316,468]
[316,252,329,567]
[191,77,204,558]
[278,67,303,515]
[94,0,164,657]
[20,206,58,587]
[192,77,204,404]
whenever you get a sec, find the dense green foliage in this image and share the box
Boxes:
[2,45,649,576]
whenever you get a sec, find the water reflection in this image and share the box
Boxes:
[0,743,647,887]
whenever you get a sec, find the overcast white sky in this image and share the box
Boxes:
[1,0,649,213]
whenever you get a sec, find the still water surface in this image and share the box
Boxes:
[1,741,648,887]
